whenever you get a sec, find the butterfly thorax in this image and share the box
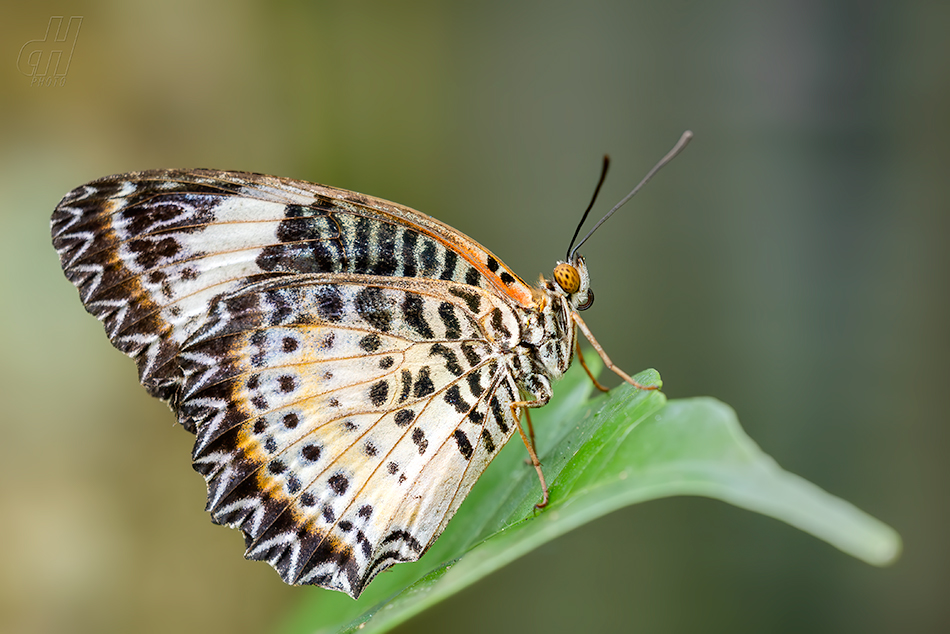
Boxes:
[506,256,592,404]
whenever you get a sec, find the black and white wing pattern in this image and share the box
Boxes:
[51,170,538,597]
[179,275,523,595]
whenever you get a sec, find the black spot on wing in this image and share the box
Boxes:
[466,369,484,397]
[287,475,301,493]
[453,429,473,460]
[449,286,482,313]
[438,302,461,339]
[402,293,434,339]
[314,286,345,322]
[357,531,372,558]
[490,307,511,339]
[401,230,418,277]
[258,210,343,274]
[412,428,428,454]
[429,343,463,376]
[461,342,481,366]
[126,236,180,269]
[440,250,458,281]
[394,408,414,427]
[328,474,349,495]
[490,396,509,434]
[399,369,412,402]
[369,380,389,407]
[302,444,322,462]
[419,241,438,276]
[371,222,398,276]
[412,367,434,398]
[262,287,297,323]
[274,211,324,240]
[481,428,496,453]
[352,217,372,272]
[444,385,470,414]
[355,287,392,332]
[465,267,481,287]
[359,333,382,352]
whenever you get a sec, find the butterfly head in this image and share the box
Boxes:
[551,256,594,311]
[556,131,692,317]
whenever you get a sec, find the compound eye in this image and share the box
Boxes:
[553,263,581,294]
[577,288,594,311]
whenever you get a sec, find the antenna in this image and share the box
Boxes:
[565,154,610,261]
[568,130,693,262]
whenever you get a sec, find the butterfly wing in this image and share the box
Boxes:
[178,274,523,597]
[51,170,533,597]
[51,169,535,402]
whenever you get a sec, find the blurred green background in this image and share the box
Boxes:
[2,1,947,633]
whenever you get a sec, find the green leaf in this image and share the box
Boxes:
[281,359,901,634]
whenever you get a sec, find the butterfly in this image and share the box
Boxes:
[51,132,691,598]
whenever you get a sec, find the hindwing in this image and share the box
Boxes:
[177,274,522,596]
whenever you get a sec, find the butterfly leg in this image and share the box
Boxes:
[576,339,610,392]
[510,402,549,508]
[521,408,537,466]
[525,408,537,449]
[572,312,659,391]
[509,372,554,508]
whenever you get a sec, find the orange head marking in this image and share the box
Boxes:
[553,262,581,294]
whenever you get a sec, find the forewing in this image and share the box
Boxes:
[51,170,533,400]
[177,274,523,598]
